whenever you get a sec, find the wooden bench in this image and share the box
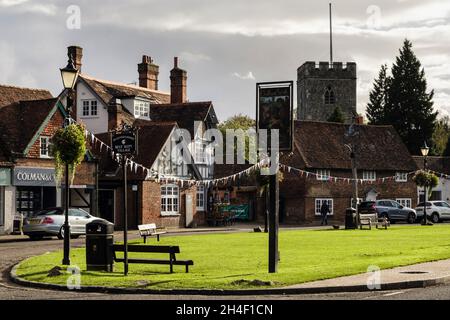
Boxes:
[113,244,194,273]
[138,223,167,243]
[360,213,390,230]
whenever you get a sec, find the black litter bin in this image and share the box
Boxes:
[86,219,114,272]
[345,208,357,229]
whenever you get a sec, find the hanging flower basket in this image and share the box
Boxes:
[51,123,87,184]
[412,170,438,188]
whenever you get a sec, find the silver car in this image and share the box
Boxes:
[23,207,108,240]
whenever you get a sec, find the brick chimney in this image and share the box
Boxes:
[170,57,187,104]
[138,55,159,90]
[67,46,83,71]
[108,99,134,131]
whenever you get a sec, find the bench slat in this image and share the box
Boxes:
[115,258,193,265]
[113,244,180,254]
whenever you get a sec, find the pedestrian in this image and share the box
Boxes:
[320,201,330,225]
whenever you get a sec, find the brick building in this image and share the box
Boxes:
[0,85,96,234]
[273,121,419,225]
[297,61,357,123]
[60,46,219,229]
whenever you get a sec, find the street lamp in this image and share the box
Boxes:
[420,141,429,225]
[60,54,79,265]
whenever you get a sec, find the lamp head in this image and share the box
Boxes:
[60,54,79,90]
[421,141,429,157]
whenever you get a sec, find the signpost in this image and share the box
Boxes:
[256,81,293,273]
[111,124,137,276]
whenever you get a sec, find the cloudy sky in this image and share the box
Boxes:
[0,0,449,121]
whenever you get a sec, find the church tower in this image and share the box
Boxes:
[296,3,357,123]
[296,61,357,122]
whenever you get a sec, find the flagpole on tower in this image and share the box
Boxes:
[329,2,333,66]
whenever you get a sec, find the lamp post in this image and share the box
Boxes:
[420,142,429,226]
[60,54,79,265]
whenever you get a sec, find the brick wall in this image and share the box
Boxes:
[27,109,64,158]
[280,169,417,225]
[113,181,205,229]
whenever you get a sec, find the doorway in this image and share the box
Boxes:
[98,189,115,223]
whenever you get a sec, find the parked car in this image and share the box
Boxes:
[23,207,108,240]
[358,200,416,224]
[415,201,450,223]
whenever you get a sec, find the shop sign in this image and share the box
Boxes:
[13,167,56,187]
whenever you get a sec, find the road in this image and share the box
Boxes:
[1,235,450,300]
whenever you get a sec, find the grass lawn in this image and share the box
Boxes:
[15,225,450,290]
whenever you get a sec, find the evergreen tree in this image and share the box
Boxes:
[327,106,345,123]
[384,39,437,154]
[366,64,390,125]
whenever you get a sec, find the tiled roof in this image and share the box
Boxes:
[282,121,418,171]
[0,98,58,157]
[80,74,170,106]
[0,85,52,108]
[412,156,450,174]
[151,101,217,137]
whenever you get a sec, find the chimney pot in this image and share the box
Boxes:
[174,57,178,68]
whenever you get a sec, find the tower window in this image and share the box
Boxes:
[324,87,336,105]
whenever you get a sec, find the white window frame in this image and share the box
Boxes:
[160,184,179,216]
[363,170,376,181]
[395,172,408,182]
[316,169,330,181]
[134,100,150,119]
[39,136,52,158]
[81,100,98,117]
[396,198,412,208]
[315,198,333,216]
[196,185,205,211]
[82,100,90,116]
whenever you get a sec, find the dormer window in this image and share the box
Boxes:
[134,100,150,119]
[324,86,335,105]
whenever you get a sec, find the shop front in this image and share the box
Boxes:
[13,167,58,218]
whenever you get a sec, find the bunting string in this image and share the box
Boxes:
[74,117,450,188]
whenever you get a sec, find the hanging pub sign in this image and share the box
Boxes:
[112,128,137,155]
[256,81,293,151]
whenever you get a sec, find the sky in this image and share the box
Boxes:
[0,0,449,122]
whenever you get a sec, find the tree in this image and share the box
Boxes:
[443,133,450,156]
[218,114,255,162]
[327,106,345,123]
[385,39,437,154]
[366,64,390,125]
[431,116,450,156]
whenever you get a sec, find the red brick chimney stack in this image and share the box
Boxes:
[170,57,187,104]
[138,55,159,90]
[67,46,83,71]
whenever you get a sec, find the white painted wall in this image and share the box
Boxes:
[417,178,450,203]
[76,81,108,134]
[1,187,15,234]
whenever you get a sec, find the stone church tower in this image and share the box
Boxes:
[296,61,357,123]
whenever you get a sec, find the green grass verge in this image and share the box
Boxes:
[15,225,450,290]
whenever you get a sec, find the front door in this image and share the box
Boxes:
[98,190,115,224]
